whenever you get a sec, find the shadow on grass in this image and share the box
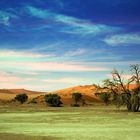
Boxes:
[0,133,59,140]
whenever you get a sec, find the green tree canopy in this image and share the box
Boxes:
[15,93,28,104]
[44,94,62,107]
[72,92,82,106]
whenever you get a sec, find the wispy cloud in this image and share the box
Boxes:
[55,15,121,35]
[0,50,54,59]
[25,6,52,19]
[104,33,140,46]
[43,77,90,84]
[0,72,92,91]
[0,71,34,83]
[0,10,18,26]
[25,6,121,36]
[106,74,132,80]
[55,0,64,9]
[64,48,88,57]
[0,61,108,72]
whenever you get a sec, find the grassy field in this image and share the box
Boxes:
[0,104,140,140]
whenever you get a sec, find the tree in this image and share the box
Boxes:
[111,69,132,111]
[95,79,115,105]
[130,64,140,111]
[95,65,140,112]
[15,93,28,104]
[96,92,111,105]
[108,65,140,112]
[44,94,62,107]
[72,92,82,106]
[130,64,140,90]
[112,65,140,112]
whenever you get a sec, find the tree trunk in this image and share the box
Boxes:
[131,95,140,112]
[127,103,132,111]
[136,105,140,112]
[132,103,137,112]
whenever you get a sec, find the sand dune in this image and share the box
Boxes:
[0,84,138,104]
[34,85,101,104]
[0,89,45,101]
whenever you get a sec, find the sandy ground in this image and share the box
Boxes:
[0,93,43,101]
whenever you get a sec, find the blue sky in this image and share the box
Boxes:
[0,0,140,91]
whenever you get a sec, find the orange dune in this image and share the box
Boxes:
[0,89,45,101]
[34,85,101,105]
[51,85,99,102]
[0,84,138,104]
[128,84,139,89]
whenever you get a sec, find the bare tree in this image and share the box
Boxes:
[112,69,132,111]
[130,64,140,111]
[111,65,140,112]
[130,64,140,89]
[95,65,140,112]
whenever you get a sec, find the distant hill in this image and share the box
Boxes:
[35,85,101,105]
[0,89,45,101]
[34,84,139,105]
[0,84,138,104]
[0,89,45,94]
[128,84,138,89]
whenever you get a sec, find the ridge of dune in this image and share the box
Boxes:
[35,85,100,104]
[50,85,98,97]
[0,89,45,94]
[0,84,138,103]
[35,84,138,105]
[0,89,45,101]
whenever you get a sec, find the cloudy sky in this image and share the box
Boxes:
[0,0,140,91]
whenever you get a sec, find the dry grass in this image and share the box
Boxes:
[0,93,43,101]
[0,133,56,140]
[0,105,140,140]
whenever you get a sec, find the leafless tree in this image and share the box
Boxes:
[96,65,140,112]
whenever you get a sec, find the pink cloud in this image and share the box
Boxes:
[0,61,108,72]
[106,74,132,80]
[43,77,91,84]
[0,50,53,58]
[0,71,34,83]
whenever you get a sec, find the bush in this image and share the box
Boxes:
[71,104,80,107]
[72,92,82,106]
[15,93,28,104]
[29,98,37,104]
[96,92,110,105]
[10,98,16,103]
[44,94,62,107]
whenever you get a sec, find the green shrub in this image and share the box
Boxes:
[29,98,37,104]
[15,93,28,104]
[44,94,62,107]
[96,92,110,105]
[72,92,82,106]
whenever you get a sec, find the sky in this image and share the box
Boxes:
[0,0,140,91]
